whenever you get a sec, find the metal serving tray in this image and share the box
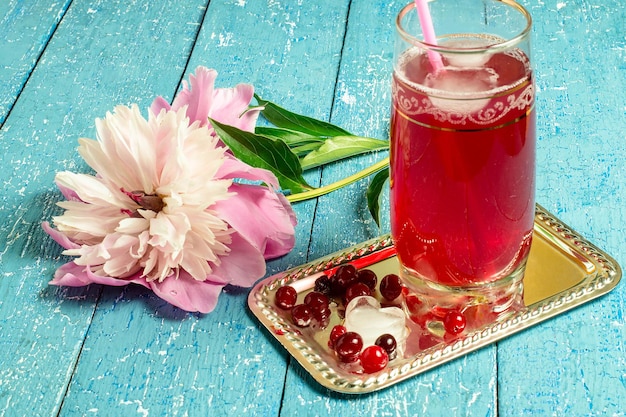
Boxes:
[248,205,622,393]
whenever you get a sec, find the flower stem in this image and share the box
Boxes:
[286,157,389,203]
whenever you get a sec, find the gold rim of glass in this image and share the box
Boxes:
[396,0,532,54]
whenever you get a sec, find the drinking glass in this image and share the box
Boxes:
[390,0,535,331]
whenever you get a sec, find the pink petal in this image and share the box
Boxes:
[209,84,259,132]
[217,154,279,188]
[230,106,263,133]
[171,66,218,127]
[150,96,172,116]
[42,222,80,250]
[209,231,267,287]
[50,262,224,313]
[214,183,296,260]
[149,269,224,313]
[56,182,82,202]
[50,261,147,288]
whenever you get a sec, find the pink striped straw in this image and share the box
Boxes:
[414,0,445,72]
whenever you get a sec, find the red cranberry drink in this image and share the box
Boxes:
[391,0,535,326]
[391,47,535,285]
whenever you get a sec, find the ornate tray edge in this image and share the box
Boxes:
[247,204,622,394]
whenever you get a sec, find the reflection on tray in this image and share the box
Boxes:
[524,221,597,305]
[248,205,621,394]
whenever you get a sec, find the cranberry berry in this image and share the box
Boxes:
[344,282,371,305]
[334,331,363,363]
[360,345,389,374]
[331,264,358,295]
[275,285,297,310]
[375,333,398,360]
[357,269,378,291]
[328,325,347,349]
[311,306,331,329]
[304,291,330,310]
[380,274,403,301]
[443,310,466,335]
[291,304,313,327]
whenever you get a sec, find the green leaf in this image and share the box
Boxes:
[210,119,313,194]
[255,95,352,137]
[366,167,389,227]
[254,126,324,147]
[291,142,325,158]
[300,136,389,170]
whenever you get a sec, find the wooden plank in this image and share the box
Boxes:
[498,0,626,415]
[55,0,351,415]
[0,0,72,124]
[0,0,208,415]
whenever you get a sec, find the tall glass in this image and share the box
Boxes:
[390,0,535,332]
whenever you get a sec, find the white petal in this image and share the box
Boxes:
[116,217,150,235]
[82,105,157,193]
[55,171,127,208]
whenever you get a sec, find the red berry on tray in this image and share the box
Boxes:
[375,333,398,361]
[311,306,331,329]
[334,331,363,363]
[344,282,371,305]
[331,264,358,295]
[275,285,297,310]
[291,304,313,327]
[357,269,378,290]
[360,345,389,374]
[304,291,330,310]
[443,310,466,335]
[329,325,347,349]
[380,274,403,301]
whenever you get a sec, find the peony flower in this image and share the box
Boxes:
[44,74,297,313]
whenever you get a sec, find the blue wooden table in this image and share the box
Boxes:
[1,0,625,415]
